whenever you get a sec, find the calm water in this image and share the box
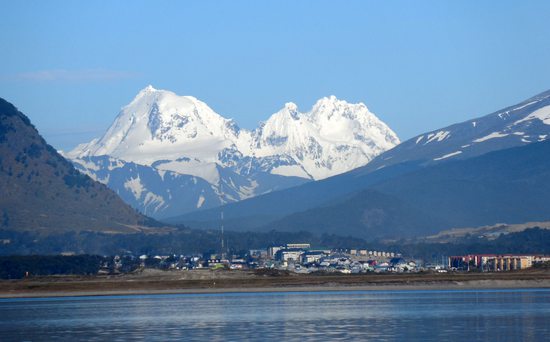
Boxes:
[1,289,549,341]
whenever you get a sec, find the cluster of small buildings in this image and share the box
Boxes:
[110,243,416,274]
[267,243,417,273]
[448,254,550,272]
[104,246,550,275]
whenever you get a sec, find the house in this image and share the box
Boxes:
[276,249,304,262]
[301,251,327,264]
[267,246,284,259]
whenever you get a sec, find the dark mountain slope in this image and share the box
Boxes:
[265,140,550,239]
[166,160,423,230]
[372,139,550,227]
[265,189,449,239]
[0,98,157,234]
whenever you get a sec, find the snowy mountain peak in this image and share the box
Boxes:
[315,95,339,106]
[133,84,160,101]
[67,86,400,217]
[69,86,238,165]
[313,95,348,107]
[311,96,369,118]
[141,84,157,93]
[251,95,399,179]
[70,87,399,180]
[268,102,300,122]
[284,102,298,110]
[283,102,299,119]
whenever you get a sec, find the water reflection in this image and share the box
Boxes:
[0,289,549,341]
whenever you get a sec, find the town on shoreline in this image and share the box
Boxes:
[2,242,550,283]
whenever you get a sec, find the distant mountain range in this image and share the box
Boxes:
[170,89,550,238]
[0,98,158,234]
[3,87,550,246]
[67,86,399,218]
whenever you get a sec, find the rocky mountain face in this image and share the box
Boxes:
[172,89,550,235]
[0,98,157,234]
[68,86,399,218]
[70,155,306,218]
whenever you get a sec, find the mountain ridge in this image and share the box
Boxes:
[0,97,160,234]
[69,86,399,180]
[170,88,550,231]
[355,88,550,175]
[68,86,399,217]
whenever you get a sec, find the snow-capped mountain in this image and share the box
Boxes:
[171,88,550,235]
[69,85,244,174]
[359,89,550,173]
[68,86,399,218]
[250,97,398,179]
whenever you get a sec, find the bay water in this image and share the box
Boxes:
[1,289,549,341]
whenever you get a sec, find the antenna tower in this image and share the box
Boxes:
[220,182,225,259]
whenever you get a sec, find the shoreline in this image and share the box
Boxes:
[2,282,550,299]
[1,271,550,298]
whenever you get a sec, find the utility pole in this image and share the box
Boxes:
[220,180,225,260]
[221,208,225,258]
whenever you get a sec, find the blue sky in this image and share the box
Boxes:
[1,1,550,151]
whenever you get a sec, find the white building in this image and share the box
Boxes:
[279,250,304,262]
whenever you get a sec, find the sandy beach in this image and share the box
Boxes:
[1,268,550,298]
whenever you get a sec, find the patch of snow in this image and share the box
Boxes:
[143,192,165,214]
[239,180,259,199]
[99,174,110,184]
[157,169,167,180]
[270,165,311,179]
[424,131,450,144]
[473,132,509,143]
[415,135,424,144]
[124,176,144,200]
[514,105,550,126]
[495,101,539,119]
[155,159,220,185]
[107,158,125,171]
[433,151,462,161]
[83,159,103,172]
[85,172,99,182]
[222,192,238,202]
[472,121,476,127]
[196,195,205,208]
[513,100,539,112]
[513,132,525,136]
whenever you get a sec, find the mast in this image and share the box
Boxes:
[221,208,225,258]
[220,179,225,259]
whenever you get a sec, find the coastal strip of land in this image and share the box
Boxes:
[1,269,550,298]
